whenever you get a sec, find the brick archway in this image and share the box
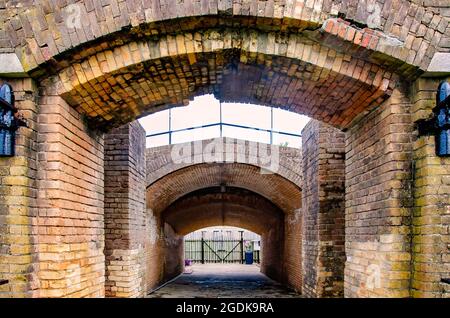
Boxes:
[3,1,443,77]
[1,0,449,299]
[44,32,396,129]
[130,139,304,295]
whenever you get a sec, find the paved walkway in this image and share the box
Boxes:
[147,263,301,298]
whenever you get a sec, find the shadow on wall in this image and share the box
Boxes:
[163,223,184,281]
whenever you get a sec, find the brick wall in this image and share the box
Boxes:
[411,77,450,297]
[0,78,39,297]
[283,208,302,292]
[162,223,184,282]
[301,120,346,297]
[104,121,148,297]
[36,94,105,298]
[345,86,413,298]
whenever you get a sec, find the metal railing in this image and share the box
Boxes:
[146,103,302,146]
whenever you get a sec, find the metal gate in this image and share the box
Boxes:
[184,230,260,264]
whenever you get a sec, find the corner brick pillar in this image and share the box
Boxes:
[36,94,105,298]
[104,121,146,298]
[411,77,450,297]
[345,86,413,298]
[0,78,39,297]
[301,120,346,297]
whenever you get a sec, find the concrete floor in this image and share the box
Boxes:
[147,263,301,298]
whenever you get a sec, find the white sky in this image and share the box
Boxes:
[138,94,310,148]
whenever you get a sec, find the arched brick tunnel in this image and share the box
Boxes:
[138,141,303,295]
[1,0,449,299]
[162,187,286,283]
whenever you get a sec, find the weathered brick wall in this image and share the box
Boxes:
[36,94,105,298]
[261,229,285,283]
[318,124,346,297]
[411,77,450,297]
[345,86,413,298]
[283,207,302,292]
[162,223,184,282]
[0,78,39,297]
[301,120,346,298]
[104,121,148,297]
[143,208,164,292]
[423,0,450,50]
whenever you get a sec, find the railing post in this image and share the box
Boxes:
[239,231,244,264]
[168,108,172,144]
[219,101,223,138]
[270,107,273,144]
[201,231,205,264]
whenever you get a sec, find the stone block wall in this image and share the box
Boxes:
[345,86,414,298]
[301,120,346,297]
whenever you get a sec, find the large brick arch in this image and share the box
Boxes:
[40,28,397,129]
[2,0,447,75]
[3,1,445,129]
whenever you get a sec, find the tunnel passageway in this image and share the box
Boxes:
[147,264,301,298]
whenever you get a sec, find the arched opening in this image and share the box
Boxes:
[2,1,440,298]
[148,226,299,298]
[183,226,262,266]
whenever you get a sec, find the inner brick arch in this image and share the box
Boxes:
[146,162,302,215]
[160,187,287,285]
[145,138,303,189]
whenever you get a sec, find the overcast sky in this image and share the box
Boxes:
[139,94,310,148]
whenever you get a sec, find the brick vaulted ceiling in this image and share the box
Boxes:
[46,33,397,130]
[162,187,284,235]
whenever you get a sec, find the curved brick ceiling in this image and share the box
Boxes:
[49,44,394,130]
[162,187,284,235]
[146,162,302,215]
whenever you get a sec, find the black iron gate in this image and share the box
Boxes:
[184,231,260,264]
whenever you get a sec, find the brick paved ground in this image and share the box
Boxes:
[147,264,301,298]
